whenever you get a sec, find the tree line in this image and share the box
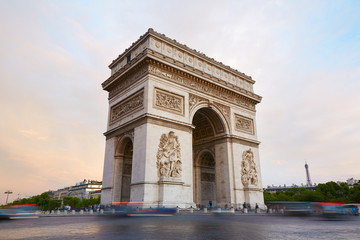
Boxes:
[264,181,360,203]
[2,192,101,211]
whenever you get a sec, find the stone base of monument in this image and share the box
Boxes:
[157,177,191,208]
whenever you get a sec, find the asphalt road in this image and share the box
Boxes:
[0,214,359,239]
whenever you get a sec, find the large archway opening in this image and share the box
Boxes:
[192,107,226,208]
[113,137,133,203]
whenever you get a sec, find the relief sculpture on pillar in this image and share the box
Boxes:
[241,149,258,186]
[156,131,182,178]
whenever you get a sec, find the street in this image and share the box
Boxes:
[1,214,359,239]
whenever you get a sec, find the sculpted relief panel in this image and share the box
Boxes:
[241,149,258,186]
[234,114,254,135]
[110,89,144,124]
[156,131,182,178]
[154,88,184,115]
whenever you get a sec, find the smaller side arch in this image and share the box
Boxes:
[194,148,215,167]
[115,131,134,156]
[112,131,134,203]
[193,149,217,207]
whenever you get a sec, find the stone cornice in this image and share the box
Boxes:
[104,113,194,139]
[146,50,261,103]
[108,28,255,84]
[147,59,260,111]
[102,49,149,90]
[102,50,262,110]
[193,134,260,146]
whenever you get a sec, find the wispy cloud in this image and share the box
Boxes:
[0,0,359,202]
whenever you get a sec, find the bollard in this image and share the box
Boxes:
[269,209,272,214]
[64,211,67,215]
[57,210,61,215]
[190,207,193,213]
[72,210,75,215]
[230,207,235,213]
[244,208,248,213]
[112,209,116,214]
[51,210,55,215]
[100,209,104,214]
[90,209,93,215]
[217,208,222,213]
[80,210,84,215]
[176,207,179,214]
[203,208,207,213]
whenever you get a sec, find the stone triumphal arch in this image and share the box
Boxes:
[101,29,264,209]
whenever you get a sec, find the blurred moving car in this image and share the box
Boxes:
[110,202,177,217]
[0,204,40,220]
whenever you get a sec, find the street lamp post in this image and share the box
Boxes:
[4,190,13,204]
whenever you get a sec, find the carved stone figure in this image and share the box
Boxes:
[156,131,182,178]
[241,149,258,186]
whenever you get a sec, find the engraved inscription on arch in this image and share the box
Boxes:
[154,88,184,115]
[234,114,254,135]
[110,89,144,124]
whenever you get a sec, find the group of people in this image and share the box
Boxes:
[204,201,260,212]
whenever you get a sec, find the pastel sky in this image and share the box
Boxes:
[1,0,359,204]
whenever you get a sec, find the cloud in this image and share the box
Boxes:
[19,130,48,141]
[0,0,359,201]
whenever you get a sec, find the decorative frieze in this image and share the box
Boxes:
[213,102,231,127]
[241,149,258,186]
[110,89,144,124]
[108,64,148,99]
[189,94,208,112]
[234,114,254,135]
[154,88,184,115]
[156,131,182,178]
[149,63,257,111]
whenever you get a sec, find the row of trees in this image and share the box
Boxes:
[3,192,101,211]
[264,181,360,203]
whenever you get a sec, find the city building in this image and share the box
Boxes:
[49,180,102,200]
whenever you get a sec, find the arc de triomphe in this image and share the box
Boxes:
[101,29,264,209]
